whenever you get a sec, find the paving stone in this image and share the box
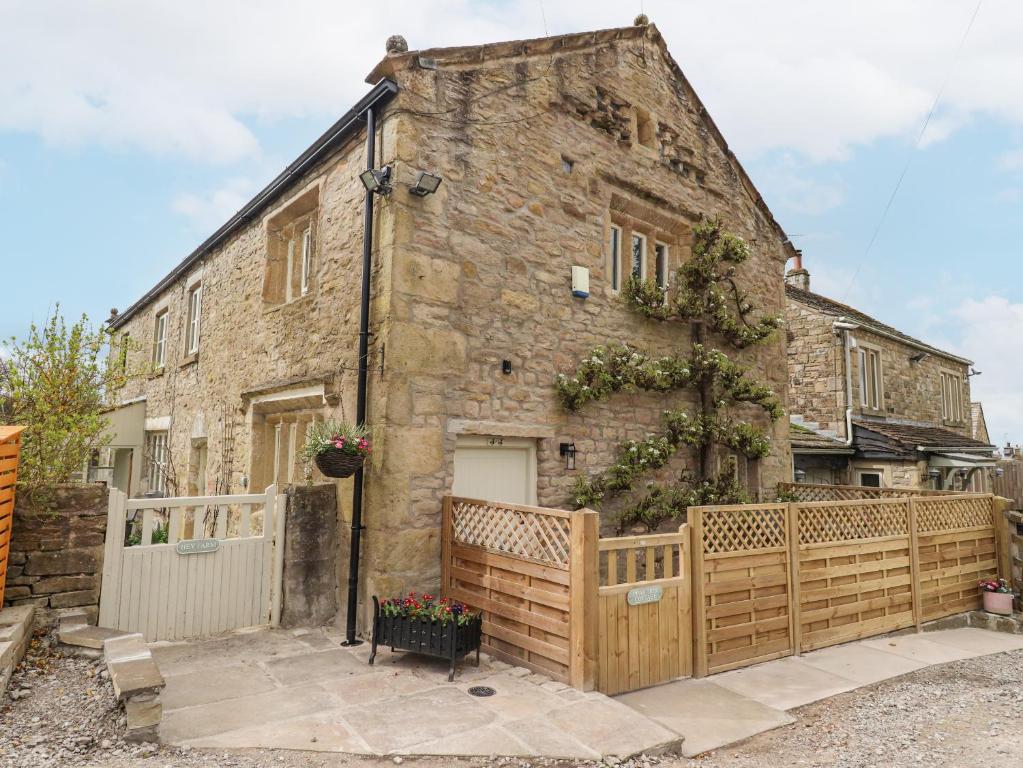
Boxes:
[161,664,279,710]
[507,666,531,678]
[860,634,980,665]
[340,686,496,753]
[263,647,377,686]
[618,679,793,758]
[401,723,536,757]
[798,643,929,685]
[59,624,127,650]
[456,672,566,721]
[503,714,601,760]
[160,683,339,743]
[315,667,441,705]
[185,709,372,753]
[107,656,165,701]
[923,627,1023,655]
[712,656,858,711]
[103,632,148,662]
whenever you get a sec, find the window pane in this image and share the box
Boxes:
[655,243,667,289]
[631,234,645,279]
[610,226,621,290]
[860,472,881,488]
[301,229,312,294]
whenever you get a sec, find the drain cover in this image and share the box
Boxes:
[468,685,497,697]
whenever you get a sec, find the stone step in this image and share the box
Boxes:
[102,632,165,744]
[0,604,36,698]
[59,624,130,650]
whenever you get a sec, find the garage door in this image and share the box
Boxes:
[452,436,537,505]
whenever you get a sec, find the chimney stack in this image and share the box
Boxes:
[785,250,810,291]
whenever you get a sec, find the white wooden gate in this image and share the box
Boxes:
[99,485,285,641]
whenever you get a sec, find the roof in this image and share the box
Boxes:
[789,424,854,453]
[853,420,994,453]
[786,284,972,366]
[108,79,399,330]
[368,22,797,265]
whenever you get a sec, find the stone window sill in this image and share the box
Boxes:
[180,353,199,369]
[147,367,166,380]
[263,292,314,315]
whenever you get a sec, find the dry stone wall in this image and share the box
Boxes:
[4,485,107,622]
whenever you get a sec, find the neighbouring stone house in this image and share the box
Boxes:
[785,259,995,491]
[101,20,795,628]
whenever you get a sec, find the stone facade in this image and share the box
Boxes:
[785,277,986,492]
[4,485,107,621]
[106,23,794,630]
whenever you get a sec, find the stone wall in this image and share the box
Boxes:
[785,302,845,434]
[281,484,339,628]
[4,485,107,622]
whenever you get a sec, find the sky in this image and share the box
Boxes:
[1,0,1021,443]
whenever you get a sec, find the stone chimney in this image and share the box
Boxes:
[785,251,810,291]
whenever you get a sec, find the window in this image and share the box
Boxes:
[859,471,882,488]
[300,228,312,296]
[185,284,202,355]
[635,107,655,149]
[152,310,168,368]
[609,225,622,291]
[941,370,963,423]
[145,431,169,495]
[263,186,319,306]
[631,233,646,282]
[858,347,882,410]
[654,241,669,292]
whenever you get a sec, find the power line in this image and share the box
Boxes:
[842,0,983,300]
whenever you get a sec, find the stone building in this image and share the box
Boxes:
[785,259,995,491]
[102,21,795,627]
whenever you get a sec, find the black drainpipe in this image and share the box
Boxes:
[343,105,377,646]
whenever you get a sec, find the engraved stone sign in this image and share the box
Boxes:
[627,585,663,606]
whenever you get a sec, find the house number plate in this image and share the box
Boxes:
[627,586,663,606]
[175,539,220,555]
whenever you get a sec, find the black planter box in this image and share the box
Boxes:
[370,596,483,681]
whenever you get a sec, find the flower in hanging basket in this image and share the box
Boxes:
[302,420,372,478]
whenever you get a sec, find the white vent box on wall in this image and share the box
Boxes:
[572,266,589,298]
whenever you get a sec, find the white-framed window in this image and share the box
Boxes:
[941,370,963,423]
[858,346,882,411]
[285,239,295,303]
[152,310,168,368]
[631,233,647,281]
[654,241,669,292]
[300,228,312,296]
[186,284,202,355]
[146,431,169,495]
[609,224,622,292]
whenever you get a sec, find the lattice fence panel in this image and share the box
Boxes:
[701,506,787,554]
[798,501,908,545]
[451,499,571,569]
[915,496,994,533]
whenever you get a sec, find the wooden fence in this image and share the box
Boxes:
[994,460,1023,510]
[441,496,597,689]
[443,492,1007,694]
[0,426,25,607]
[778,482,961,503]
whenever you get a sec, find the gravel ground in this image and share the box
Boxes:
[1,629,1020,768]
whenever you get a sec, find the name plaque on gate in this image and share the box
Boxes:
[627,585,663,606]
[175,539,220,555]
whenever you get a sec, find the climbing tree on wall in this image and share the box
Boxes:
[556,218,783,532]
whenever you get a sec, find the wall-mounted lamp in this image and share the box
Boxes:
[927,468,942,479]
[909,351,930,364]
[967,367,982,379]
[559,442,577,470]
[359,165,393,195]
[995,467,1005,478]
[793,468,807,483]
[409,171,443,197]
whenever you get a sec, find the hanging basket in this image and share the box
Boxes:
[314,449,366,478]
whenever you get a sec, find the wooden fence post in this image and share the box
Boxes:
[679,522,694,678]
[689,506,708,678]
[569,508,598,691]
[98,488,127,628]
[786,503,802,656]
[993,495,1014,583]
[440,496,453,599]
[907,497,922,633]
[269,485,285,628]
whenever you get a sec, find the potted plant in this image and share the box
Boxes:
[369,593,483,682]
[302,420,371,478]
[979,578,1014,615]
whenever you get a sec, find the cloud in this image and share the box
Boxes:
[753,155,846,215]
[2,1,1023,164]
[172,177,258,232]
[998,149,1023,171]
[941,296,1023,444]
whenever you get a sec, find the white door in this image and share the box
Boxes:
[452,435,537,505]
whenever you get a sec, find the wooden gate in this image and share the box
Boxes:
[99,485,285,640]
[0,426,25,607]
[596,528,692,694]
